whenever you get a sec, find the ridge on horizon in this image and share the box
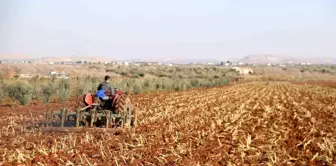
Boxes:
[0,54,335,64]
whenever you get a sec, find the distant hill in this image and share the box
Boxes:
[0,55,37,61]
[0,55,113,63]
[113,57,221,64]
[154,57,221,64]
[237,55,336,64]
[301,57,336,64]
[42,55,112,63]
[1,54,335,64]
[237,55,296,64]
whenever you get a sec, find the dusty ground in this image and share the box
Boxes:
[291,80,336,88]
[0,82,335,165]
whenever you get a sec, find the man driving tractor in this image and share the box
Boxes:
[95,75,115,108]
[95,75,128,116]
[97,75,114,95]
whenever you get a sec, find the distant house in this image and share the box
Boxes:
[206,62,214,65]
[231,63,238,66]
[19,74,35,78]
[300,62,311,65]
[49,71,69,79]
[238,62,246,66]
[279,64,286,68]
[231,67,253,75]
[219,61,232,66]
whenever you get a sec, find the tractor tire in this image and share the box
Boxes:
[115,94,136,128]
[76,94,87,109]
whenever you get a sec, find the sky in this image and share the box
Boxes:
[0,0,335,61]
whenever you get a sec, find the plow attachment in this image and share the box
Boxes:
[40,127,124,134]
[44,107,135,128]
[39,92,136,133]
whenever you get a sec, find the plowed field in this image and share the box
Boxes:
[0,82,336,165]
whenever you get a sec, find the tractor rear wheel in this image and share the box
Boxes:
[75,94,87,110]
[115,94,136,128]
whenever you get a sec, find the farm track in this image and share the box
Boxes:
[0,82,336,165]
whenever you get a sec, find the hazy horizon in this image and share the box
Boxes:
[0,0,335,61]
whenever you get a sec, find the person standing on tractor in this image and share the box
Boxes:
[97,75,114,95]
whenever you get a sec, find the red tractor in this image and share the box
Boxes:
[44,88,136,129]
[74,88,136,128]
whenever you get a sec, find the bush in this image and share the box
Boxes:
[58,79,71,103]
[75,83,85,96]
[133,84,142,94]
[42,81,56,104]
[321,69,329,73]
[155,83,161,89]
[190,79,199,87]
[75,78,93,96]
[138,72,145,77]
[31,83,42,100]
[81,76,100,93]
[27,77,43,100]
[106,68,114,72]
[0,83,6,104]
[143,80,150,88]
[131,74,139,78]
[90,78,100,93]
[7,81,33,105]
[76,79,86,96]
[120,72,128,76]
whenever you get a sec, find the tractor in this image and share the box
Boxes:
[44,88,136,131]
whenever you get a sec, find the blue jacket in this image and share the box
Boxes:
[96,89,107,99]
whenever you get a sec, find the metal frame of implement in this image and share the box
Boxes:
[45,105,130,129]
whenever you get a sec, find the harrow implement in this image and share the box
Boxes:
[41,90,136,132]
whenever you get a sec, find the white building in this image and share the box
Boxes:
[231,67,253,75]
[238,62,245,66]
